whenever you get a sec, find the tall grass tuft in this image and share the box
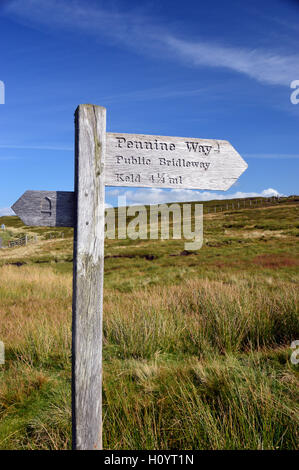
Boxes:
[0,266,298,449]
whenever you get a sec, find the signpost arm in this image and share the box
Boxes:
[72,104,106,450]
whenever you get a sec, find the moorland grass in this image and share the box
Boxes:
[0,265,298,450]
[0,200,298,449]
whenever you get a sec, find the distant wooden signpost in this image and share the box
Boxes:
[12,104,248,450]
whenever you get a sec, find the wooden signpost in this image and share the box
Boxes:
[12,104,248,450]
[105,133,246,190]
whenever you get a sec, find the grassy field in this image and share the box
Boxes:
[0,197,298,449]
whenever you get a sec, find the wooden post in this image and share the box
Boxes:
[72,104,106,450]
[11,105,248,450]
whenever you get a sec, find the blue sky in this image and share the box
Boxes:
[0,0,299,214]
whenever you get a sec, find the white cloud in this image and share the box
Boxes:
[106,187,284,206]
[4,0,157,46]
[0,207,14,216]
[4,0,299,87]
[165,37,299,86]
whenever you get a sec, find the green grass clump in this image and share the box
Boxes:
[103,352,299,449]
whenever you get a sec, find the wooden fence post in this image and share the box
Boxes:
[72,104,106,450]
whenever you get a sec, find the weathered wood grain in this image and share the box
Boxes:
[11,190,75,227]
[105,133,247,190]
[72,104,106,450]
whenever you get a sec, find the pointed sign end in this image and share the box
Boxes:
[11,192,25,217]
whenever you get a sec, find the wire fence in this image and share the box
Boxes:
[0,232,65,249]
[45,232,65,240]
[204,196,298,214]
[7,235,37,248]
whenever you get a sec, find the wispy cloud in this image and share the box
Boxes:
[165,37,299,87]
[3,0,159,47]
[0,207,14,216]
[106,188,283,206]
[0,155,19,160]
[0,144,73,151]
[101,86,211,104]
[4,0,299,87]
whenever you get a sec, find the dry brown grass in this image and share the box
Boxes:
[0,266,72,365]
[0,243,298,449]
